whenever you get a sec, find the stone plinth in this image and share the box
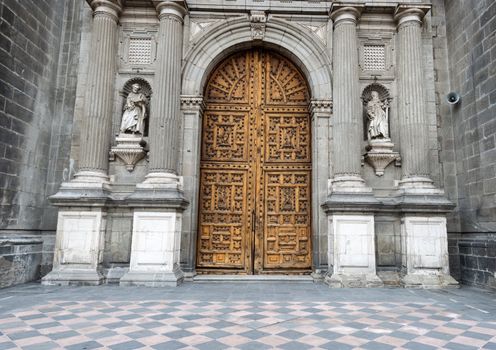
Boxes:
[325,214,383,288]
[120,211,184,287]
[401,216,458,288]
[42,209,106,286]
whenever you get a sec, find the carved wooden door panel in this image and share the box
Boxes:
[197,50,311,274]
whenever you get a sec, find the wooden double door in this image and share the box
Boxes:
[196,49,312,274]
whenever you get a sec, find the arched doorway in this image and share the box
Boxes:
[196,49,312,274]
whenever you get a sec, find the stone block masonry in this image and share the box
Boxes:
[0,0,82,287]
[438,0,496,290]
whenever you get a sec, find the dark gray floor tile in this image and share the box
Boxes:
[109,340,145,350]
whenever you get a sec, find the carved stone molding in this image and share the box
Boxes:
[250,10,267,40]
[181,95,205,113]
[110,135,147,172]
[309,99,333,115]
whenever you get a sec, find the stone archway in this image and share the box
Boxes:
[179,17,333,276]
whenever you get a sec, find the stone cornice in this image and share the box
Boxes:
[87,0,124,21]
[153,0,188,21]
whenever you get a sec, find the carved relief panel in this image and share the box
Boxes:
[358,32,395,80]
[197,50,312,274]
[119,25,158,72]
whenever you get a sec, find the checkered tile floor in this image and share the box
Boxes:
[1,297,495,349]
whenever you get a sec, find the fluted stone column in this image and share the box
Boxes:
[329,6,370,193]
[43,0,123,286]
[394,6,457,288]
[324,6,381,288]
[76,0,122,184]
[144,1,187,187]
[121,1,189,287]
[395,7,434,190]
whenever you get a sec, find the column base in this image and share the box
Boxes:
[42,269,104,286]
[120,266,184,287]
[398,176,441,194]
[330,175,374,194]
[325,273,383,288]
[50,171,111,203]
[401,273,459,289]
[140,172,183,189]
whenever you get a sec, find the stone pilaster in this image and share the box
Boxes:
[395,6,434,191]
[329,6,369,193]
[76,0,122,185]
[143,1,187,188]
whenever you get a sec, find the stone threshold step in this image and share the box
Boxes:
[193,275,314,283]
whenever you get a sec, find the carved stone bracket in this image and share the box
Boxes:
[110,135,147,172]
[364,139,400,176]
[250,10,267,40]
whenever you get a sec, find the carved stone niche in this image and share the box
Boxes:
[110,78,152,172]
[361,84,400,176]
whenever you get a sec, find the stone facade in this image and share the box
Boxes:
[433,0,496,291]
[0,0,494,289]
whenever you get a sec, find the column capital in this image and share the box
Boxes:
[394,4,430,27]
[87,0,123,21]
[153,1,188,21]
[329,4,363,26]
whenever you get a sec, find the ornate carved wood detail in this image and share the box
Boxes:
[202,111,249,162]
[198,169,248,268]
[263,170,311,269]
[265,53,309,105]
[198,49,311,274]
[265,113,310,162]
[205,53,249,104]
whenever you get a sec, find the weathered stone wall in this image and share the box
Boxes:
[0,0,82,287]
[435,0,496,289]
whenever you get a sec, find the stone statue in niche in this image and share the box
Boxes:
[366,91,389,140]
[361,85,400,176]
[110,80,151,172]
[120,83,147,135]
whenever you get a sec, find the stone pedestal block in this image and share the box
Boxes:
[326,214,382,288]
[42,209,106,286]
[120,210,184,287]
[401,216,458,288]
